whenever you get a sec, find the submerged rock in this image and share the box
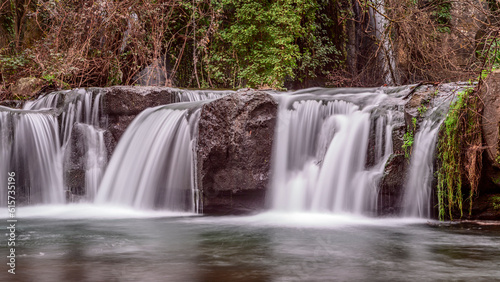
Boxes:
[197,90,277,214]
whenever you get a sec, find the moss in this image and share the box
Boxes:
[491,196,500,210]
[402,117,417,160]
[436,87,483,220]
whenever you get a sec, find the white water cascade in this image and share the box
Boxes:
[402,95,453,218]
[270,90,395,215]
[175,90,229,102]
[0,107,64,204]
[60,91,107,201]
[402,120,441,218]
[0,89,108,205]
[95,103,203,212]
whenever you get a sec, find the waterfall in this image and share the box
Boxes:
[402,120,440,218]
[95,103,203,212]
[269,90,395,215]
[0,112,9,206]
[370,0,398,85]
[60,91,107,201]
[0,107,65,205]
[401,90,455,218]
[2,84,459,217]
[0,89,108,205]
[175,90,229,102]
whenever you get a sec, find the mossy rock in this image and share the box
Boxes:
[10,77,44,98]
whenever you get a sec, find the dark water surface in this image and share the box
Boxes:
[2,206,500,282]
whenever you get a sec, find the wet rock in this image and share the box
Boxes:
[100,86,176,153]
[403,84,436,133]
[378,154,407,216]
[468,193,500,220]
[0,100,24,108]
[197,90,278,214]
[10,77,44,98]
[105,115,136,152]
[101,86,174,116]
[63,124,87,196]
[481,70,500,164]
[480,70,500,191]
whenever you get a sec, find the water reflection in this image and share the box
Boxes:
[196,230,272,281]
[1,215,500,281]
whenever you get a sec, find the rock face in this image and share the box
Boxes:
[0,100,24,108]
[481,70,500,165]
[480,70,500,194]
[378,154,407,216]
[197,91,278,214]
[100,86,176,153]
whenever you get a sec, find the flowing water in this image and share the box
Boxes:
[3,85,493,280]
[1,208,500,281]
[403,95,454,218]
[269,88,399,215]
[95,103,203,212]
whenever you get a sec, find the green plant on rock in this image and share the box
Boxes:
[436,87,483,220]
[402,117,417,159]
[491,196,500,210]
[402,130,414,159]
[417,104,427,117]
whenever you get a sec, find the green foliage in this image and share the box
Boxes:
[491,196,500,210]
[476,38,500,70]
[0,51,30,73]
[432,0,452,33]
[206,0,317,89]
[436,87,482,220]
[417,104,427,117]
[402,117,417,159]
[402,130,414,159]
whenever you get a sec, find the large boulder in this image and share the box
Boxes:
[101,86,176,153]
[197,90,278,214]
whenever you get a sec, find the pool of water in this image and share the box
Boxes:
[2,205,500,281]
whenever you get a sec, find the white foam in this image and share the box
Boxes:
[187,212,429,229]
[2,204,197,219]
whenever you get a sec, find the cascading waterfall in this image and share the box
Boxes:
[175,90,229,102]
[2,84,459,218]
[95,103,203,212]
[94,90,229,211]
[270,90,395,215]
[0,112,9,206]
[402,120,440,218]
[0,107,64,204]
[0,89,107,205]
[60,91,107,201]
[402,96,453,218]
